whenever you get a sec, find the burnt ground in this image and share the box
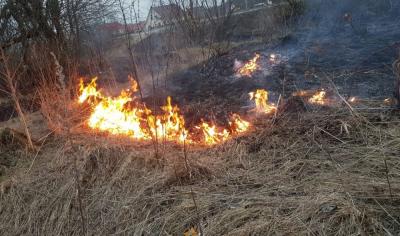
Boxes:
[169,8,400,116]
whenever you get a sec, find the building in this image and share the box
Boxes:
[144,4,184,31]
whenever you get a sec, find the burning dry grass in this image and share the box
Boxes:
[1,104,400,235]
[76,77,251,145]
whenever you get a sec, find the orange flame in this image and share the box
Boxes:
[229,113,250,133]
[147,96,189,142]
[198,122,229,145]
[238,53,260,77]
[78,77,101,103]
[308,90,327,105]
[78,78,252,145]
[348,97,356,103]
[292,90,309,97]
[128,75,138,92]
[249,89,276,114]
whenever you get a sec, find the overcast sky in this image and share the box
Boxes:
[122,0,155,22]
[123,0,222,22]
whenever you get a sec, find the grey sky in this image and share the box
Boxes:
[122,0,154,22]
[124,0,222,22]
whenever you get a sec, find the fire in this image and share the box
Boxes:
[269,54,277,63]
[147,96,188,142]
[348,97,356,103]
[229,113,250,133]
[78,77,101,103]
[238,53,260,77]
[88,93,148,139]
[384,98,392,104]
[308,90,327,105]
[78,77,251,146]
[292,90,309,97]
[197,122,229,145]
[249,89,276,114]
[197,114,250,145]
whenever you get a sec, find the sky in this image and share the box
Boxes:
[123,0,223,22]
[122,0,155,22]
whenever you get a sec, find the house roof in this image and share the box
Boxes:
[151,4,183,21]
[126,22,145,32]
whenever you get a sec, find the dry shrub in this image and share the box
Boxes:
[37,79,86,134]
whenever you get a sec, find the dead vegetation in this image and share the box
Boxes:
[1,103,399,235]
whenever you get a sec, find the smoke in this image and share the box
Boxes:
[298,0,400,45]
[276,0,400,98]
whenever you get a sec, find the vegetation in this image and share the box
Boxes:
[1,0,400,235]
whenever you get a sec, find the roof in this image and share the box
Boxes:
[126,22,145,32]
[151,4,183,21]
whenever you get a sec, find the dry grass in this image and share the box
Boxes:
[1,104,400,235]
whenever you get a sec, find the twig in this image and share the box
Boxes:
[384,159,393,200]
[73,151,87,236]
[182,138,203,236]
[118,0,144,100]
[315,126,345,144]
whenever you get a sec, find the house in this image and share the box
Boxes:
[144,4,184,31]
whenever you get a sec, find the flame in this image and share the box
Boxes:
[79,77,101,103]
[198,114,250,145]
[78,77,252,145]
[269,54,277,63]
[249,89,276,114]
[229,113,250,133]
[147,96,189,143]
[292,90,309,97]
[198,122,229,145]
[88,92,148,139]
[128,75,138,92]
[308,90,327,105]
[348,97,356,103]
[238,53,260,77]
[384,98,392,104]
